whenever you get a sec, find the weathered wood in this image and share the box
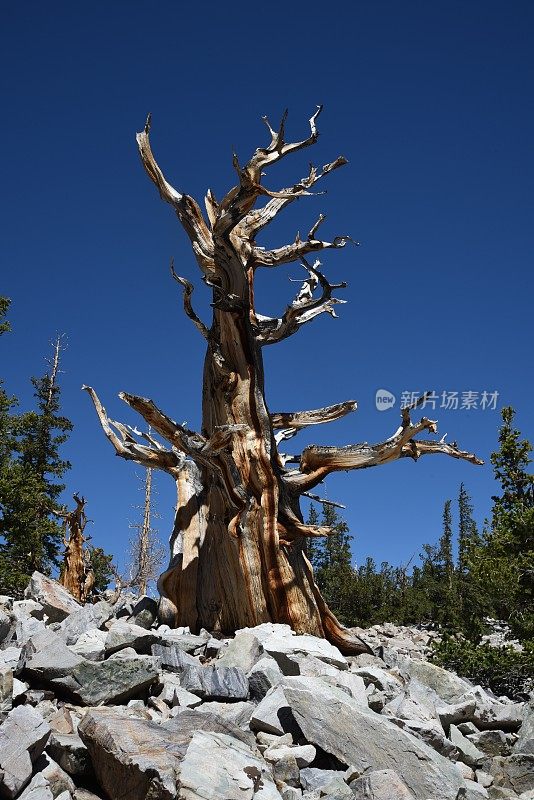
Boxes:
[86,109,482,654]
[57,494,93,603]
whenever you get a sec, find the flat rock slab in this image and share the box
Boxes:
[0,705,50,798]
[24,573,81,623]
[151,642,200,672]
[21,628,158,705]
[57,603,113,646]
[178,663,249,701]
[350,769,415,799]
[281,676,465,800]
[78,707,260,800]
[397,657,474,704]
[47,731,93,777]
[49,658,159,705]
[241,623,347,670]
[17,774,54,800]
[179,730,282,799]
[104,621,159,655]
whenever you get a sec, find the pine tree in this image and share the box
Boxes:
[0,337,73,595]
[86,547,115,595]
[306,502,355,625]
[485,407,534,640]
[436,499,459,628]
[455,482,488,638]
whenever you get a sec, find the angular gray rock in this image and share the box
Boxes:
[46,732,93,778]
[178,663,249,701]
[24,574,81,624]
[104,621,158,655]
[0,648,20,672]
[263,742,316,768]
[34,752,76,797]
[242,623,348,670]
[0,610,12,644]
[352,665,405,704]
[0,705,50,798]
[21,628,159,705]
[20,628,84,679]
[450,724,486,768]
[248,656,283,700]
[69,630,106,661]
[489,754,534,794]
[217,631,264,673]
[349,769,415,799]
[514,701,534,755]
[49,658,159,705]
[151,641,200,671]
[179,730,282,798]
[195,700,254,729]
[281,677,465,800]
[78,707,259,800]
[157,630,209,654]
[57,603,112,646]
[300,767,351,795]
[469,730,514,757]
[17,774,54,800]
[127,596,158,630]
[250,685,290,735]
[397,656,474,703]
[0,666,12,718]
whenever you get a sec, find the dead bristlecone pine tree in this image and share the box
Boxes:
[57,493,94,603]
[84,107,483,654]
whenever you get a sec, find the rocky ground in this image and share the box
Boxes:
[0,572,532,800]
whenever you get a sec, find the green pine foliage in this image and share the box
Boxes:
[306,407,533,655]
[87,546,115,595]
[431,636,534,700]
[0,317,73,596]
[474,407,534,641]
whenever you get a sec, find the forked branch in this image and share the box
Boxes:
[83,385,180,473]
[256,259,347,345]
[136,115,215,277]
[253,234,356,268]
[286,392,483,492]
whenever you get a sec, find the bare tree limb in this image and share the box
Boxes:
[301,492,346,509]
[170,259,209,340]
[256,259,348,345]
[136,115,215,277]
[271,400,357,431]
[239,158,347,238]
[83,385,180,473]
[286,392,484,492]
[252,234,356,268]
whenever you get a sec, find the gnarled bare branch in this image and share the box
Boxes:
[256,259,347,345]
[170,259,209,340]
[118,391,247,507]
[253,233,357,268]
[286,392,484,492]
[239,158,347,239]
[83,385,180,473]
[136,115,215,277]
[271,400,357,431]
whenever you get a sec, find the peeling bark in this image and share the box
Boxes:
[86,110,482,654]
[57,494,93,603]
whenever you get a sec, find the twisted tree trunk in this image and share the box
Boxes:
[85,108,482,654]
[58,493,92,603]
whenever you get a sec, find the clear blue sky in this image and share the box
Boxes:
[2,1,533,573]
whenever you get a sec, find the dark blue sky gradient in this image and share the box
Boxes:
[2,1,533,571]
